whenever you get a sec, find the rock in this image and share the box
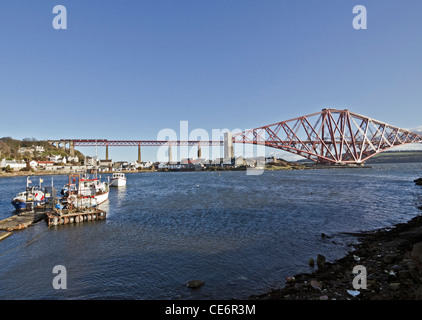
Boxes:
[310,280,322,291]
[399,270,410,279]
[384,254,398,264]
[414,178,422,186]
[309,258,315,267]
[187,280,205,289]
[319,295,329,300]
[317,254,326,269]
[285,276,296,284]
[391,264,400,271]
[389,283,401,291]
[321,233,332,239]
[411,242,422,270]
[347,290,360,297]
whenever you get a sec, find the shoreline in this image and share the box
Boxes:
[0,163,374,179]
[251,205,422,300]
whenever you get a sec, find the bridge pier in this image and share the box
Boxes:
[169,145,172,164]
[224,132,233,163]
[138,145,141,163]
[198,144,202,159]
[69,141,75,156]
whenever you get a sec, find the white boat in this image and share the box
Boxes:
[110,172,126,187]
[78,177,110,205]
[61,175,109,208]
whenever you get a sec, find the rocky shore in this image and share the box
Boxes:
[253,181,422,300]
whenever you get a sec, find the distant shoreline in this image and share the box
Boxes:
[0,163,378,179]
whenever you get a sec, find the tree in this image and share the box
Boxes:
[0,141,10,158]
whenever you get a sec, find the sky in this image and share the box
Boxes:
[1,0,421,161]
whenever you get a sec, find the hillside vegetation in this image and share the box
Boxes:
[0,137,84,161]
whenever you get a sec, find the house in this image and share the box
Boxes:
[84,157,97,166]
[17,147,34,156]
[36,161,55,168]
[234,156,245,167]
[17,145,45,155]
[48,155,66,164]
[33,146,45,153]
[113,161,129,170]
[29,160,38,168]
[99,159,113,170]
[0,159,27,171]
[67,156,79,163]
[139,161,153,169]
[245,158,257,167]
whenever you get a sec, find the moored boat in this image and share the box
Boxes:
[110,172,126,187]
[11,177,46,211]
[61,174,109,208]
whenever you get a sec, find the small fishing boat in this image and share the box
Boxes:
[11,177,46,211]
[61,174,109,208]
[110,172,126,187]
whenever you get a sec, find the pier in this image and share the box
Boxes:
[46,207,106,226]
[0,210,46,232]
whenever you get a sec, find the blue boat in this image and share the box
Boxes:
[11,177,46,211]
[11,188,46,211]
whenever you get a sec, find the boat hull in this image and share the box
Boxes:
[11,200,44,211]
[95,191,109,205]
[110,178,126,187]
[11,200,27,211]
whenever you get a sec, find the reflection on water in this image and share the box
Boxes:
[0,163,421,299]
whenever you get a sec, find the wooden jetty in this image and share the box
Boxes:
[0,211,47,232]
[0,207,106,242]
[46,208,106,226]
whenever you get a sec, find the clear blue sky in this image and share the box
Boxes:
[1,0,421,161]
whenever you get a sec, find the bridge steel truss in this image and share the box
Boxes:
[53,109,422,165]
[71,140,224,147]
[232,109,422,164]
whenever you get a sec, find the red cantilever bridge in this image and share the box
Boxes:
[48,109,422,165]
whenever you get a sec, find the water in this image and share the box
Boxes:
[1,163,421,300]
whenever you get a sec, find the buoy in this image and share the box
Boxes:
[69,217,74,224]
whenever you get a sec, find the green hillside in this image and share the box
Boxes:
[0,137,84,161]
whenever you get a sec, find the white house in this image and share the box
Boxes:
[29,160,38,168]
[0,159,27,171]
[67,155,79,163]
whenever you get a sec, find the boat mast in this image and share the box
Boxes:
[95,139,98,180]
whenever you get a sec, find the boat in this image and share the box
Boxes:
[11,177,46,211]
[78,176,109,205]
[61,174,109,208]
[110,172,126,187]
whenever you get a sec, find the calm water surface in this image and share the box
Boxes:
[1,163,421,299]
